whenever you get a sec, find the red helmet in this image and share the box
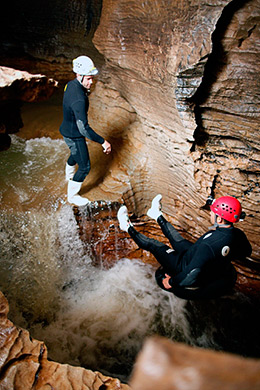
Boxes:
[210,196,242,223]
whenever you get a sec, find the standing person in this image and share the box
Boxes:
[117,195,252,299]
[59,55,111,206]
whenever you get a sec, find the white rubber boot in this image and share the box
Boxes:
[67,180,90,206]
[147,194,163,220]
[117,205,132,232]
[65,163,76,181]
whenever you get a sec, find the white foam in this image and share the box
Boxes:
[0,136,192,380]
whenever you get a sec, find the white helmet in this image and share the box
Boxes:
[72,56,98,76]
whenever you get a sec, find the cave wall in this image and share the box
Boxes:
[0,0,104,82]
[0,0,259,257]
[92,0,260,256]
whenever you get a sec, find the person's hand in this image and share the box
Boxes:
[102,140,111,154]
[162,274,172,289]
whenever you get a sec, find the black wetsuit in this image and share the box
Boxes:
[128,215,252,297]
[59,78,104,182]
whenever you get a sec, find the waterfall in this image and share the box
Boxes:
[2,135,259,381]
[0,135,192,381]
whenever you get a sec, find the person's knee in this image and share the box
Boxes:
[74,162,91,182]
[80,161,91,175]
[68,155,76,166]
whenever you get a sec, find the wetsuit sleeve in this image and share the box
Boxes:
[71,99,105,144]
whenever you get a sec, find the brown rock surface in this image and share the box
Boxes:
[0,291,130,390]
[130,336,260,390]
[92,0,260,259]
[0,67,58,102]
[0,67,58,145]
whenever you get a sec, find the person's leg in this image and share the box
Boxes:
[128,225,181,275]
[63,137,91,182]
[71,138,91,182]
[147,194,192,252]
[117,206,181,274]
[67,154,77,166]
[157,215,192,252]
[128,225,166,252]
[63,137,90,206]
[64,138,77,181]
[65,155,77,181]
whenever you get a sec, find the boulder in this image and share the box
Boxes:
[130,336,260,390]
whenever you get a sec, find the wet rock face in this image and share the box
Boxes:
[93,0,260,258]
[73,201,167,268]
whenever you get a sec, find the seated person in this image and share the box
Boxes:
[117,195,252,299]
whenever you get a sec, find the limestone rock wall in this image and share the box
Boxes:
[92,0,260,257]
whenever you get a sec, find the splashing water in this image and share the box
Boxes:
[0,135,68,210]
[0,204,191,380]
[0,136,192,381]
[1,135,259,380]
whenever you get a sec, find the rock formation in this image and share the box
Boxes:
[130,336,260,390]
[0,291,129,390]
[1,288,260,390]
[0,67,58,150]
[92,0,260,259]
[0,0,260,388]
